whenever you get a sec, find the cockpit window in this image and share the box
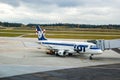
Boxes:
[90,45,99,49]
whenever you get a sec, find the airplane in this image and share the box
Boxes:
[36,25,103,60]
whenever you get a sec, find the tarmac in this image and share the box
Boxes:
[1,63,120,80]
[0,37,120,79]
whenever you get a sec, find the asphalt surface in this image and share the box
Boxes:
[0,63,120,80]
[0,37,120,79]
[112,48,120,54]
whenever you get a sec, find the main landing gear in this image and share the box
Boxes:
[89,54,94,60]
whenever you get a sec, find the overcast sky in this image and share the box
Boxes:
[0,0,120,24]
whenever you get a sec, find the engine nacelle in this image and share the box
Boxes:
[56,50,66,56]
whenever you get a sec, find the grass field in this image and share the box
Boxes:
[0,27,120,39]
[24,34,120,39]
[0,33,23,37]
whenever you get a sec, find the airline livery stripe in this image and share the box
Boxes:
[42,42,74,46]
[90,48,101,50]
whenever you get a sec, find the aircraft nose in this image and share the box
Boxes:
[97,49,103,54]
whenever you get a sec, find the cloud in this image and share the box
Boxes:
[0,0,120,24]
[0,0,20,7]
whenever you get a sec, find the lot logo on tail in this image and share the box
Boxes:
[36,25,47,40]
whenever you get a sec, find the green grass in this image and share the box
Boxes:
[1,29,120,34]
[0,33,23,37]
[47,31,120,35]
[0,30,34,33]
[0,28,120,39]
[23,34,120,39]
[48,35,120,39]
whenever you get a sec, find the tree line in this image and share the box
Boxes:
[0,21,120,29]
[0,22,23,27]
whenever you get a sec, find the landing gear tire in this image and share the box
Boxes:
[89,54,93,60]
[62,52,66,57]
[55,53,59,56]
[55,52,59,56]
[68,53,73,56]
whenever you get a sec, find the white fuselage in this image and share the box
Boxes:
[38,40,103,55]
[36,25,103,59]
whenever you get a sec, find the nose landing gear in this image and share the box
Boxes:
[89,54,94,60]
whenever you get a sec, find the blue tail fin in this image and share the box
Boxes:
[36,25,47,40]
